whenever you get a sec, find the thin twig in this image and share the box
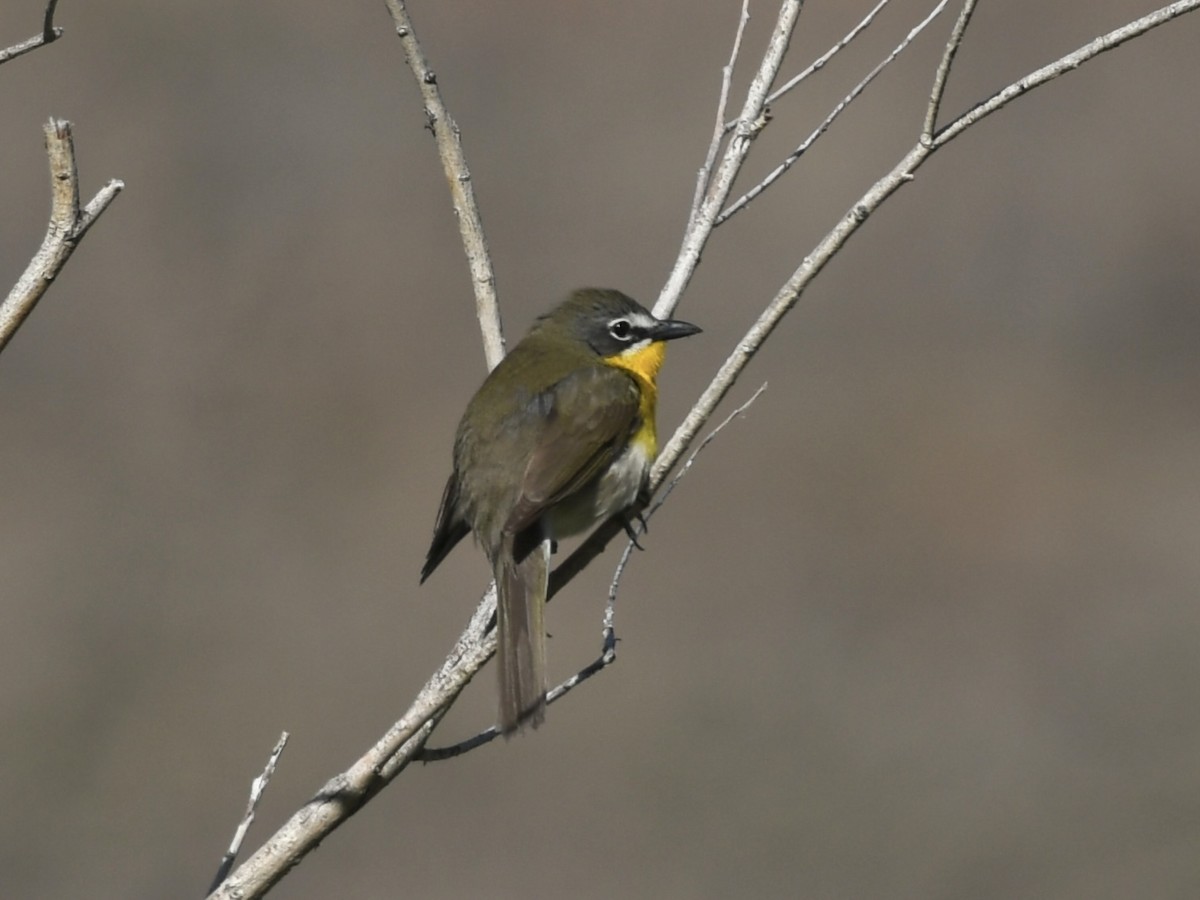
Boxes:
[654,0,804,322]
[718,0,951,226]
[208,589,496,899]
[932,0,1200,147]
[598,384,767,597]
[597,385,768,642]
[539,626,618,709]
[761,0,894,116]
[416,723,501,761]
[648,383,767,519]
[417,623,619,762]
[0,120,124,354]
[924,0,978,140]
[208,733,290,895]
[384,0,505,369]
[690,0,751,224]
[0,0,62,65]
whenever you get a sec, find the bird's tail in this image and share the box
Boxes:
[495,538,549,733]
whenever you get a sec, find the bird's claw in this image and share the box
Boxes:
[622,512,648,550]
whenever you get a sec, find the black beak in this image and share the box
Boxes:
[650,317,702,342]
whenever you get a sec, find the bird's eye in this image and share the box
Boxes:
[609,319,633,341]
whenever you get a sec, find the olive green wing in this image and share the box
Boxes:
[502,365,640,540]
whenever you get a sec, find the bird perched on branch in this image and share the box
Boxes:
[421,288,701,732]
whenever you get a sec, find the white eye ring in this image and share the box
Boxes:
[609,318,633,341]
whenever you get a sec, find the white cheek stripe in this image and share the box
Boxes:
[619,337,653,357]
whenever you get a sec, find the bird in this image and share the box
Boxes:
[420,287,701,733]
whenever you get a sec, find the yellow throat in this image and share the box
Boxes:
[603,340,668,457]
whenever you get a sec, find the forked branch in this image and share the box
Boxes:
[718,0,952,225]
[652,0,1200,494]
[655,0,803,321]
[0,120,124,353]
[0,0,62,66]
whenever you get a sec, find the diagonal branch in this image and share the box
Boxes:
[0,0,62,66]
[655,0,804,322]
[924,0,978,139]
[690,0,751,225]
[207,733,290,895]
[1,120,124,354]
[384,0,505,368]
[932,0,1200,147]
[758,0,894,120]
[208,590,497,899]
[718,0,952,226]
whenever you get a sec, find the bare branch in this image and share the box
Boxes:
[924,0,979,140]
[601,384,767,633]
[1,120,124,354]
[761,0,894,113]
[416,722,501,761]
[207,733,290,895]
[384,0,505,368]
[418,622,618,763]
[647,383,767,520]
[662,0,1200,494]
[208,590,496,898]
[718,0,951,226]
[933,0,1200,147]
[655,0,803,321]
[690,0,751,224]
[540,626,617,710]
[0,0,63,65]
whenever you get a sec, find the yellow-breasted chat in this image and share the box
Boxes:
[421,288,701,733]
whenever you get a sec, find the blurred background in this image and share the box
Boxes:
[2,2,1199,897]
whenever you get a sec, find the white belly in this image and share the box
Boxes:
[545,441,652,539]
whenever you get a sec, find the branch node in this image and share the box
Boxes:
[1,119,122,353]
[43,0,62,42]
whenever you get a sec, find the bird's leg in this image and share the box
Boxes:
[621,510,648,550]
